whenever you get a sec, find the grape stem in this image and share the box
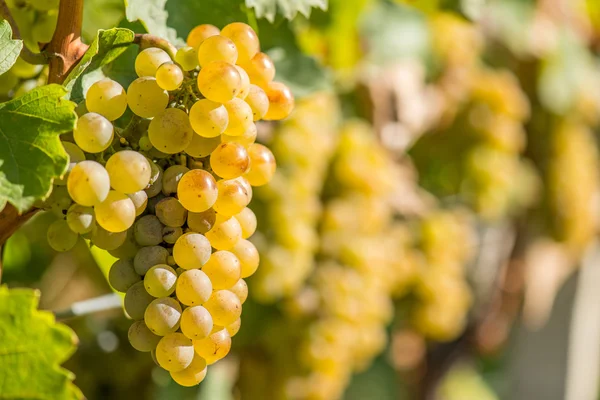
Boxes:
[0,0,48,65]
[134,33,178,60]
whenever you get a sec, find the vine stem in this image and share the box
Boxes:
[0,0,47,65]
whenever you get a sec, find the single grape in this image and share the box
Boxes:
[198,35,238,67]
[177,169,218,213]
[187,209,217,234]
[221,22,260,64]
[91,225,127,250]
[47,219,79,252]
[162,165,189,195]
[67,161,110,206]
[128,320,161,352]
[244,84,269,121]
[180,306,213,340]
[95,190,136,233]
[169,354,208,386]
[56,142,86,185]
[173,232,211,270]
[185,134,221,158]
[226,318,241,337]
[213,179,250,217]
[128,190,148,216]
[73,112,114,153]
[175,46,198,71]
[134,215,164,246]
[127,77,169,118]
[176,269,213,306]
[144,264,178,297]
[239,52,275,88]
[156,62,184,91]
[145,163,164,198]
[235,66,250,99]
[148,108,194,154]
[155,332,194,372]
[197,61,241,103]
[233,208,257,239]
[108,228,140,259]
[244,143,276,186]
[230,239,259,278]
[205,214,242,250]
[155,197,187,227]
[138,135,153,151]
[189,99,229,138]
[229,278,248,304]
[135,47,172,77]
[187,24,220,49]
[223,98,253,136]
[85,78,128,121]
[264,81,295,120]
[124,281,155,320]
[134,245,169,275]
[192,327,232,365]
[203,290,242,327]
[210,142,250,179]
[66,204,94,234]
[201,251,241,290]
[221,122,257,147]
[108,259,141,292]
[106,150,152,194]
[163,226,183,244]
[145,297,182,336]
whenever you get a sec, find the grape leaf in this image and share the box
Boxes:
[63,28,135,103]
[0,286,82,399]
[246,0,328,22]
[124,0,183,45]
[0,19,23,75]
[0,85,76,213]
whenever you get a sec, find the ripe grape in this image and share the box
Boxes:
[73,112,114,153]
[91,225,127,250]
[127,77,169,118]
[177,169,218,213]
[180,306,213,340]
[235,66,250,99]
[215,178,252,217]
[202,251,241,290]
[239,52,275,88]
[205,214,242,250]
[223,98,253,136]
[192,328,232,365]
[210,142,249,179]
[134,245,169,275]
[230,239,259,278]
[134,215,164,246]
[47,219,79,252]
[189,99,229,138]
[155,332,194,372]
[198,35,238,67]
[264,81,295,120]
[128,320,161,352]
[244,143,276,186]
[175,46,198,71]
[187,24,220,49]
[145,297,183,336]
[221,123,257,147]
[156,62,184,91]
[173,232,211,270]
[229,279,248,304]
[226,318,241,337]
[135,47,171,77]
[124,281,155,320]
[176,269,213,306]
[197,61,241,103]
[148,108,194,154]
[67,161,110,206]
[106,150,152,194]
[127,190,148,216]
[163,226,183,244]
[86,78,128,121]
[203,290,242,326]
[56,142,86,185]
[155,197,187,227]
[162,165,189,195]
[233,208,257,239]
[169,354,208,386]
[108,259,140,292]
[144,264,178,297]
[95,190,136,232]
[244,84,269,120]
[139,135,153,151]
[221,22,260,64]
[185,134,221,158]
[66,204,94,234]
[187,209,217,234]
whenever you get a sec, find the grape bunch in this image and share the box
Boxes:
[42,22,293,386]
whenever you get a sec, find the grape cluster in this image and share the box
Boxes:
[43,22,293,386]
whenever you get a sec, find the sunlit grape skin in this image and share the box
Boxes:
[185,134,221,158]
[106,150,152,194]
[205,214,242,251]
[189,99,229,138]
[175,46,199,71]
[203,290,242,326]
[135,47,171,77]
[173,232,212,270]
[210,142,250,180]
[197,61,242,103]
[170,354,208,386]
[244,143,276,186]
[156,62,184,91]
[180,306,213,340]
[213,179,250,217]
[127,77,169,118]
[155,332,194,372]
[73,112,114,153]
[244,84,269,120]
[177,169,218,213]
[67,160,110,206]
[239,52,275,88]
[197,35,238,67]
[94,190,136,233]
[201,250,241,290]
[86,78,128,121]
[223,98,253,137]
[221,22,260,64]
[187,24,220,49]
[264,81,295,120]
[148,108,194,154]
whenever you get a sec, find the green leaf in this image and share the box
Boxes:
[0,85,76,213]
[64,28,135,103]
[82,0,126,43]
[0,286,82,400]
[246,0,328,22]
[124,0,183,45]
[0,19,23,75]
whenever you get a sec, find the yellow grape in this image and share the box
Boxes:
[106,150,152,193]
[185,134,221,158]
[73,112,114,153]
[173,232,212,269]
[144,264,178,297]
[187,24,220,49]
[148,108,194,154]
[235,66,250,99]
[170,354,208,387]
[180,306,213,340]
[144,297,182,336]
[233,208,257,239]
[221,123,257,147]
[244,143,276,186]
[239,52,275,88]
[244,84,269,120]
[94,190,136,232]
[192,328,231,365]
[210,142,250,179]
[198,35,238,67]
[176,269,213,306]
[91,225,127,250]
[203,290,242,326]
[156,62,184,91]
[201,250,241,289]
[187,209,217,234]
[175,46,199,71]
[197,61,241,103]
[229,278,248,304]
[155,332,194,372]
[226,318,241,337]
[85,78,127,121]
[127,190,148,216]
[189,99,229,138]
[264,81,295,120]
[66,204,94,234]
[205,214,242,250]
[67,160,110,206]
[177,169,218,212]
[221,22,260,64]
[135,47,171,77]
[56,142,86,185]
[213,179,251,216]
[127,77,169,118]
[223,98,253,136]
[230,238,259,278]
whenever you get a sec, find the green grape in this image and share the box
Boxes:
[205,214,242,250]
[155,197,187,227]
[145,163,164,198]
[73,112,114,153]
[155,332,195,372]
[203,290,242,326]
[175,46,198,71]
[106,150,152,194]
[221,123,257,147]
[177,169,218,213]
[244,143,276,186]
[134,245,169,275]
[108,228,140,259]
[239,52,275,88]
[163,226,183,244]
[264,81,295,120]
[170,354,208,387]
[31,10,57,44]
[67,160,110,206]
[220,22,260,65]
[197,61,241,103]
[128,320,161,352]
[156,62,184,91]
[230,239,259,278]
[144,264,178,297]
[139,135,153,151]
[56,142,86,185]
[187,209,217,234]
[85,78,128,121]
[127,190,148,216]
[233,208,257,239]
[180,306,213,340]
[95,190,136,233]
[226,318,241,337]
[124,281,155,320]
[47,219,79,252]
[173,232,211,270]
[91,225,127,250]
[187,24,220,49]
[189,99,229,138]
[223,98,253,136]
[134,215,164,246]
[210,142,249,180]
[148,108,194,154]
[175,269,212,306]
[197,35,238,67]
[66,204,94,234]
[185,134,221,158]
[47,186,73,217]
[108,259,141,292]
[144,297,182,336]
[29,0,59,11]
[244,84,269,121]
[213,178,251,217]
[135,47,172,77]
[162,165,190,195]
[11,57,43,79]
[127,77,169,118]
[235,66,250,99]
[192,327,231,365]
[201,250,241,290]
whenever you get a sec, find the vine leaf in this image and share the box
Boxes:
[0,286,82,399]
[246,0,328,22]
[0,85,76,213]
[124,0,183,45]
[0,19,23,75]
